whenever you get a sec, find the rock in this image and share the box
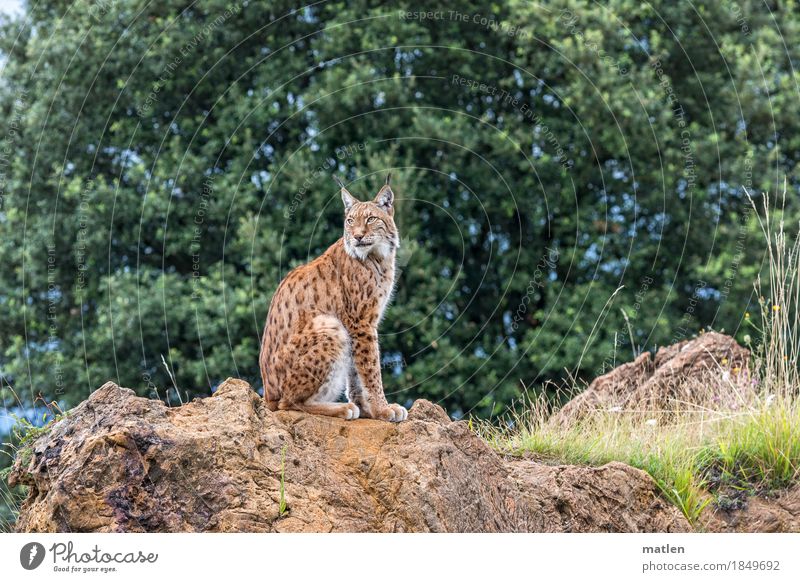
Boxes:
[554,332,750,426]
[9,378,689,533]
[701,487,800,533]
[505,459,690,532]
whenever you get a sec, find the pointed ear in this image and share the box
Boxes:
[374,184,394,215]
[341,188,358,212]
[334,175,357,212]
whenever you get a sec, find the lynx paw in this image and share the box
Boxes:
[343,402,361,420]
[376,403,408,422]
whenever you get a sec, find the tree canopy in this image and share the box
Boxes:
[1,0,798,423]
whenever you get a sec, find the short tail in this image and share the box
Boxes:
[259,336,282,407]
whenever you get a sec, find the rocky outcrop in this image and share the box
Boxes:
[554,332,751,426]
[505,458,689,532]
[9,378,689,533]
[702,486,800,533]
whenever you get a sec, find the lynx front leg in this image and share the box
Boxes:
[350,328,408,422]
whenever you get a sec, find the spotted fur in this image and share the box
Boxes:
[259,175,408,422]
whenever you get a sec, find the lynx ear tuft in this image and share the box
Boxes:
[335,176,357,211]
[385,172,392,186]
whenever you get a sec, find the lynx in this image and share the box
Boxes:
[258,174,408,422]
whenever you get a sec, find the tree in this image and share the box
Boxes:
[1,0,798,425]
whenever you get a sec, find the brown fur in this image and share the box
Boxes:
[258,176,408,421]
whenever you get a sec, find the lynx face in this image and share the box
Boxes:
[341,183,399,260]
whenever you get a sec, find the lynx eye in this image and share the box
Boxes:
[366,216,377,224]
[346,218,354,226]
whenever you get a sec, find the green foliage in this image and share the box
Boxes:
[5,411,67,459]
[0,0,799,421]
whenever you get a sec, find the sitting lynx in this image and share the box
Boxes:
[259,174,408,422]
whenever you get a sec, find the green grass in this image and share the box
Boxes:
[702,399,800,492]
[3,410,69,468]
[482,394,799,526]
[0,481,26,533]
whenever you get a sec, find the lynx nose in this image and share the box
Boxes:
[354,234,364,242]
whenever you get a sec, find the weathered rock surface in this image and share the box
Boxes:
[702,486,800,533]
[554,332,751,426]
[10,378,689,533]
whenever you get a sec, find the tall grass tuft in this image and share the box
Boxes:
[747,183,800,396]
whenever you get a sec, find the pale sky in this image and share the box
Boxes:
[0,0,22,17]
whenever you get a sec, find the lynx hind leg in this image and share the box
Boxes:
[346,365,368,413]
[278,314,359,420]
